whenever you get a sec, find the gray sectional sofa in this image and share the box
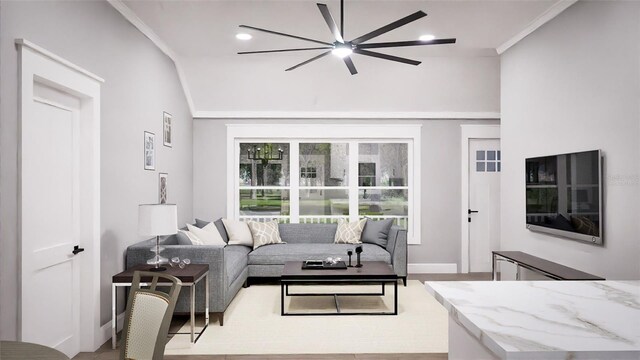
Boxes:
[126,222,407,326]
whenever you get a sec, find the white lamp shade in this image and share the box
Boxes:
[138,204,178,236]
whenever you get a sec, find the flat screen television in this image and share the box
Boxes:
[525,150,603,245]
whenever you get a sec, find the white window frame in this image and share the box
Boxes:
[227,124,422,244]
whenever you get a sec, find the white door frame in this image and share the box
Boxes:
[460,125,500,273]
[18,39,103,351]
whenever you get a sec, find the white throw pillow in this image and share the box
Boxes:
[334,218,367,244]
[178,229,203,245]
[247,220,285,250]
[222,219,254,247]
[186,223,226,246]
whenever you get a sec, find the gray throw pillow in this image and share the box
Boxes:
[361,218,394,248]
[196,218,229,243]
[176,230,193,245]
[214,218,229,243]
[195,218,210,228]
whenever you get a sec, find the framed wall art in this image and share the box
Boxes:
[159,172,168,204]
[144,131,155,171]
[163,112,172,148]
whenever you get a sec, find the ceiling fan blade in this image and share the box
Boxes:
[357,38,456,49]
[285,51,332,71]
[238,47,332,55]
[239,25,333,46]
[317,3,344,43]
[354,49,420,66]
[340,0,344,39]
[351,11,427,44]
[343,56,358,75]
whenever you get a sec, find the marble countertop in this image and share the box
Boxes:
[425,280,640,359]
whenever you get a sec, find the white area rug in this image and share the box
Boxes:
[164,280,448,355]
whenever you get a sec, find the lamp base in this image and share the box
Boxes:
[149,266,167,272]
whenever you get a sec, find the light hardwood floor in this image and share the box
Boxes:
[73,273,490,360]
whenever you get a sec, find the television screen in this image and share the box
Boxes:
[525,150,602,245]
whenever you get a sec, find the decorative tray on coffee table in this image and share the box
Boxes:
[302,260,347,270]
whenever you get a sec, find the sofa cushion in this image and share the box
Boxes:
[334,218,366,244]
[214,218,230,243]
[248,243,391,265]
[361,218,394,248]
[176,230,195,245]
[196,218,230,243]
[187,223,226,246]
[223,219,254,247]
[195,218,209,228]
[224,245,251,286]
[278,223,337,244]
[248,220,285,250]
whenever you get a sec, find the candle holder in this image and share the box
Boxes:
[355,245,363,268]
[347,250,353,267]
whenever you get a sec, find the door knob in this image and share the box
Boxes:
[72,245,85,255]
[468,209,479,214]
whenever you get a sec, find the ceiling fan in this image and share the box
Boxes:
[237,0,456,75]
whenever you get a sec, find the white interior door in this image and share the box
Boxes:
[468,139,501,272]
[21,90,81,358]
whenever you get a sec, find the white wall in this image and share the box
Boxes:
[501,1,640,279]
[0,1,193,339]
[185,54,500,114]
[193,119,498,269]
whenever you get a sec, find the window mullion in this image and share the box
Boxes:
[348,141,359,222]
[290,140,300,223]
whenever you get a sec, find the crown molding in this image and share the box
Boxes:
[497,0,577,55]
[16,39,105,83]
[107,0,195,115]
[194,111,500,120]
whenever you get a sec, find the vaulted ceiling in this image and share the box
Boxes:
[115,0,571,116]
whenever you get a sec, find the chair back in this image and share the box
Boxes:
[120,271,182,360]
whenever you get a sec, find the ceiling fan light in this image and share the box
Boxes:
[332,47,353,58]
[236,33,252,40]
[419,34,436,41]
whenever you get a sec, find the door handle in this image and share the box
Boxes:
[468,209,479,214]
[72,245,85,255]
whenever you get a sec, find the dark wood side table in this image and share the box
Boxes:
[111,264,209,349]
[492,251,605,281]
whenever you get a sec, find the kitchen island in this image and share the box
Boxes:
[425,280,640,360]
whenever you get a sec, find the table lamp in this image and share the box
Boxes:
[138,204,177,272]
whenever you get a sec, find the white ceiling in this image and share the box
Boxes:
[123,0,558,56]
[117,0,565,114]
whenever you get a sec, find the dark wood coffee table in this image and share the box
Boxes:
[280,261,399,316]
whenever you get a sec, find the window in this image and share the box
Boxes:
[228,124,421,243]
[476,150,501,172]
[238,143,291,223]
[358,143,409,229]
[299,143,349,223]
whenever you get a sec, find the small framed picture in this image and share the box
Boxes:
[159,173,168,204]
[144,131,155,171]
[163,112,172,148]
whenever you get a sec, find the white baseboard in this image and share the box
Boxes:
[98,312,125,348]
[408,263,458,274]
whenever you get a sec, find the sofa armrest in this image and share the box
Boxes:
[386,226,407,277]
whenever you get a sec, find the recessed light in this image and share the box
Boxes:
[419,34,436,41]
[236,33,252,40]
